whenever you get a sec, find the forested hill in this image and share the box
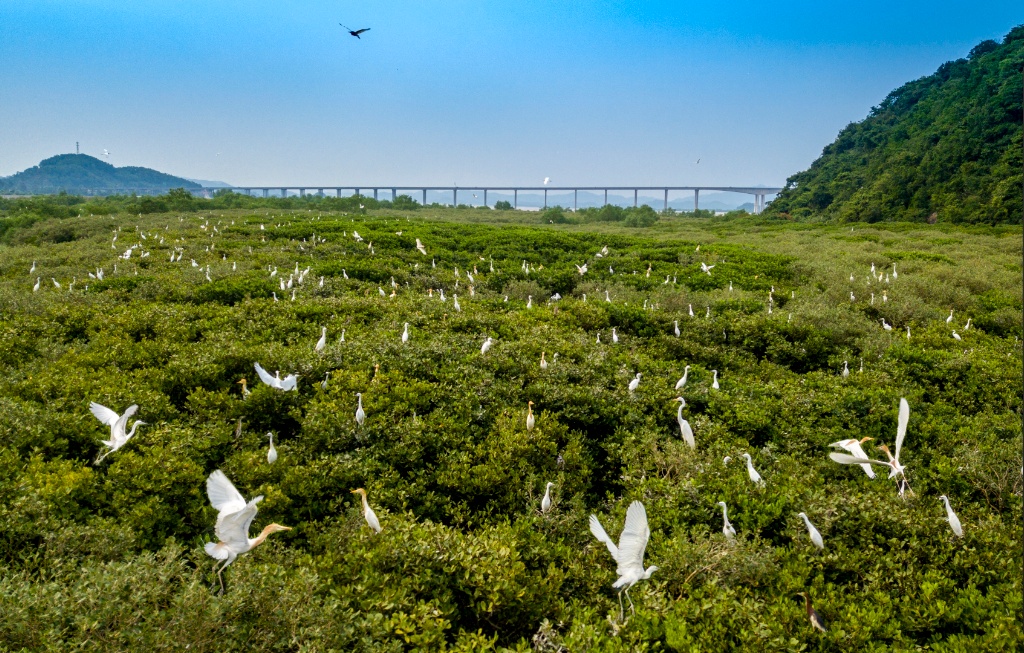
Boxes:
[767,25,1023,224]
[0,154,201,194]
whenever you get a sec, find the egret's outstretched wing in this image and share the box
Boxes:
[829,452,890,467]
[845,440,877,478]
[215,497,262,550]
[253,363,278,388]
[895,398,909,461]
[280,374,298,391]
[206,470,247,515]
[616,501,650,577]
[90,402,120,426]
[589,515,618,560]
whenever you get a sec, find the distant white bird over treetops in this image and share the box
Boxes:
[254,363,298,391]
[90,402,146,464]
[589,501,658,621]
[543,177,551,185]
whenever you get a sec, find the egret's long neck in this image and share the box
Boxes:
[126,421,142,438]
[360,493,370,512]
[249,524,277,550]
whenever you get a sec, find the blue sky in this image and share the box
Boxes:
[1,1,1020,187]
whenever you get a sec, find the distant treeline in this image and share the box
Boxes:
[766,25,1023,225]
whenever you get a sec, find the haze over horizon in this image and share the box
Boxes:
[1,1,1019,187]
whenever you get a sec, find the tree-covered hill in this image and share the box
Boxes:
[0,154,201,195]
[767,25,1023,224]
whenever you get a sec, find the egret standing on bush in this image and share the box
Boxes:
[797,512,824,549]
[717,501,736,541]
[266,432,278,464]
[589,501,658,621]
[673,397,695,448]
[741,453,763,485]
[940,495,963,537]
[351,488,382,533]
[205,470,291,594]
[526,401,535,431]
[541,482,554,513]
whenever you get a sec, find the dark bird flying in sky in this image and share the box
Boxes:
[340,24,370,39]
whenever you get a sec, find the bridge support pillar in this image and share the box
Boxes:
[604,189,607,206]
[664,188,668,212]
[453,188,457,206]
[574,189,577,211]
[300,188,306,198]
[484,189,488,206]
[392,188,396,202]
[373,188,378,200]
[422,189,427,205]
[694,189,699,212]
[634,189,638,208]
[544,189,548,209]
[263,189,268,198]
[514,189,518,209]
[317,188,323,197]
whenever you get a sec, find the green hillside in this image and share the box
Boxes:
[767,26,1023,224]
[0,154,201,195]
[0,199,1020,650]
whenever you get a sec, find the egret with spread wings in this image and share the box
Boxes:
[90,402,146,464]
[254,362,298,391]
[589,501,658,621]
[340,24,370,38]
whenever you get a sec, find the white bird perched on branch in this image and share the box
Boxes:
[481,336,493,354]
[628,373,642,393]
[401,322,409,343]
[90,402,146,464]
[675,365,690,390]
[204,470,291,594]
[717,501,736,540]
[612,328,619,344]
[829,398,912,495]
[355,393,366,426]
[266,432,278,464]
[842,361,849,378]
[939,495,963,537]
[711,370,719,390]
[674,320,680,337]
[741,453,763,485]
[946,309,953,323]
[351,488,381,533]
[254,363,298,391]
[315,326,327,352]
[798,512,824,549]
[828,437,875,478]
[526,401,535,431]
[881,318,893,331]
[673,397,695,448]
[589,501,658,621]
[541,482,554,513]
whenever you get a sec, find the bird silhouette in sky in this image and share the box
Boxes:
[340,24,371,39]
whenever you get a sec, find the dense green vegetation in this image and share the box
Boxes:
[767,26,1023,225]
[0,154,202,195]
[0,203,1020,651]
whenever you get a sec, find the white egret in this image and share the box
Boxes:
[402,322,409,343]
[673,397,695,448]
[266,433,278,464]
[675,365,690,390]
[30,260,36,273]
[711,370,719,390]
[204,470,291,594]
[481,336,493,354]
[416,238,427,255]
[612,328,619,344]
[540,352,548,370]
[952,331,961,341]
[741,453,763,485]
[90,402,146,464]
[723,456,732,465]
[906,326,911,340]
[829,398,911,493]
[963,318,971,331]
[541,482,554,513]
[892,263,897,279]
[717,501,736,540]
[700,262,715,275]
[850,292,856,302]
[454,294,462,312]
[605,290,611,303]
[628,373,642,393]
[881,318,892,331]
[797,512,824,549]
[33,277,40,292]
[939,495,963,537]
[236,378,251,398]
[689,304,694,317]
[674,320,680,337]
[828,437,876,478]
[350,488,381,533]
[527,295,532,309]
[946,309,953,323]
[52,278,61,289]
[321,372,329,390]
[254,363,298,391]
[589,501,658,621]
[355,393,366,426]
[315,326,327,352]
[526,401,535,431]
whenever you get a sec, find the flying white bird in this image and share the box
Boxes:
[673,397,695,448]
[355,393,366,426]
[416,238,427,255]
[543,177,550,185]
[351,488,381,533]
[204,470,291,594]
[628,373,642,393]
[939,495,963,537]
[576,263,588,275]
[717,501,736,540]
[741,452,763,485]
[266,433,278,464]
[315,326,327,352]
[829,398,911,493]
[589,501,658,621]
[541,482,554,513]
[254,363,298,391]
[675,365,690,389]
[828,437,876,478]
[798,512,824,549]
[90,402,146,464]
[700,262,715,275]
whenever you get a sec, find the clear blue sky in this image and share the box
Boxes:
[1,1,1020,187]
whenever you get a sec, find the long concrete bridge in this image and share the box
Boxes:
[223,185,782,214]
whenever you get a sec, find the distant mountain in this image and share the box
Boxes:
[185,178,233,188]
[766,25,1023,224]
[0,154,201,194]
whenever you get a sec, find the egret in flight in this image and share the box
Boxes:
[351,488,382,533]
[828,437,875,478]
[205,470,291,594]
[90,402,146,464]
[717,501,736,540]
[829,398,912,495]
[939,495,963,537]
[541,482,554,513]
[673,397,695,448]
[797,512,824,549]
[589,501,658,621]
[254,363,298,391]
